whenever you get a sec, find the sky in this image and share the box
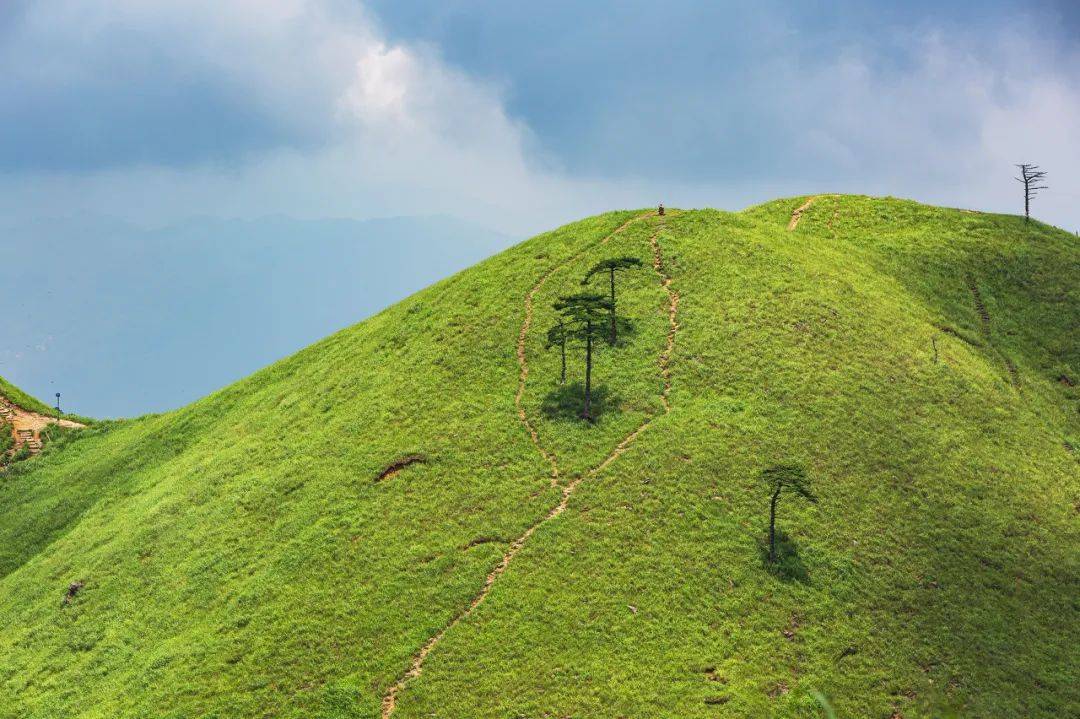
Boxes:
[1,0,1078,415]
[0,215,508,416]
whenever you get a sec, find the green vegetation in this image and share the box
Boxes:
[544,319,569,384]
[582,255,644,344]
[0,376,95,426]
[0,197,1076,719]
[553,291,616,420]
[0,376,55,417]
[762,464,816,564]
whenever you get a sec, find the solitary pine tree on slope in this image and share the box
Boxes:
[761,464,816,563]
[582,256,643,344]
[553,292,613,420]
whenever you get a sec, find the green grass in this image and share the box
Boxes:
[0,375,96,426]
[0,376,56,416]
[0,197,1076,718]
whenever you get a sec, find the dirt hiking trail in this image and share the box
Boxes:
[0,393,84,456]
[381,211,680,717]
[787,195,840,231]
[513,212,652,487]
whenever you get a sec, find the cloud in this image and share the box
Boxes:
[0,0,1077,235]
[784,28,1080,225]
[0,0,638,233]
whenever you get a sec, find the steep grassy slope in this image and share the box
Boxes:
[0,198,1076,719]
[0,377,56,417]
[0,377,95,427]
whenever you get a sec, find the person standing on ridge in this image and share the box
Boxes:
[658,202,665,216]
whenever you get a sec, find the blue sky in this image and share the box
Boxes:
[1,1,1078,415]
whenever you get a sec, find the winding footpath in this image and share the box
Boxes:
[787,196,819,231]
[381,212,680,717]
[650,230,679,411]
[513,212,651,487]
[788,195,842,232]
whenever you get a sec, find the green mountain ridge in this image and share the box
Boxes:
[0,195,1077,718]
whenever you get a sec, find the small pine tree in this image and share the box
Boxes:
[545,319,568,385]
[553,292,613,420]
[761,464,816,563]
[582,256,643,344]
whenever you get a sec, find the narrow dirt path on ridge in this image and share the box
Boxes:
[650,231,679,411]
[381,212,679,718]
[787,196,819,231]
[788,195,841,231]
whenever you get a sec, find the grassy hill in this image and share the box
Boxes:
[0,377,59,418]
[0,376,96,427]
[0,196,1076,719]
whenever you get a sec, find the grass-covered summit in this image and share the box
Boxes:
[0,196,1077,719]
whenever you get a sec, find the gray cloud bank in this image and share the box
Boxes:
[1,1,1078,234]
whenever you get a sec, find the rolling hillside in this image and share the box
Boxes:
[0,196,1077,719]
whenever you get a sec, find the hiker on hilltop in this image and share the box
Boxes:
[658,202,665,216]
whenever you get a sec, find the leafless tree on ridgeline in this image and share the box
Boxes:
[1015,164,1048,222]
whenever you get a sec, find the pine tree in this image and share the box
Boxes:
[553,292,613,420]
[545,319,568,385]
[761,465,816,563]
[582,256,643,344]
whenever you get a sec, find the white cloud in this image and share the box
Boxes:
[0,0,659,234]
[789,29,1080,229]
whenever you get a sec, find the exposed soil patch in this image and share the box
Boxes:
[375,455,427,483]
[0,393,85,457]
[703,666,726,683]
[462,536,503,550]
[937,325,981,347]
[63,580,85,605]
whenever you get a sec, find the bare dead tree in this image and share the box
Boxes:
[1015,164,1048,222]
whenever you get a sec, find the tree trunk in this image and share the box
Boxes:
[608,268,617,344]
[768,488,781,562]
[583,322,593,420]
[559,337,566,384]
[1024,178,1030,221]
